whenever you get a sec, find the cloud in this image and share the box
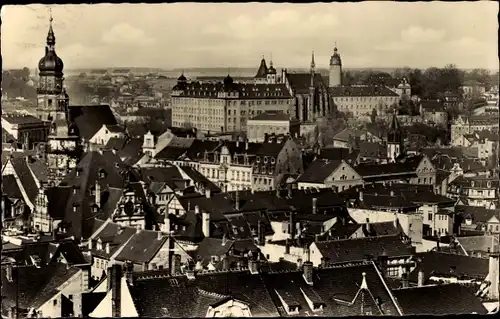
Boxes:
[401,26,446,43]
[101,23,154,45]
[204,9,339,39]
[375,26,446,52]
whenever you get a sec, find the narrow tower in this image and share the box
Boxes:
[387,110,403,162]
[329,43,342,87]
[308,51,316,122]
[266,54,277,84]
[37,12,82,186]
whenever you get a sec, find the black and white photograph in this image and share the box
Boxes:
[1,1,499,317]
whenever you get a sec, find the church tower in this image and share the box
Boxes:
[266,56,277,84]
[387,111,403,163]
[329,44,342,87]
[308,51,316,122]
[37,13,82,186]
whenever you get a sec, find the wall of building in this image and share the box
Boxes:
[247,120,290,142]
[332,95,399,118]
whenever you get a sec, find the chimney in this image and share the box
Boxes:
[105,242,110,254]
[157,231,163,241]
[245,139,249,150]
[297,258,303,270]
[287,184,293,198]
[488,253,500,300]
[195,205,200,215]
[235,191,240,211]
[402,273,409,288]
[6,264,13,282]
[418,268,425,287]
[202,210,210,238]
[257,219,265,245]
[315,234,321,243]
[303,261,313,286]
[366,218,371,234]
[108,264,122,317]
[312,197,318,214]
[125,261,134,286]
[88,240,93,250]
[359,191,364,202]
[249,259,259,275]
[393,212,399,229]
[390,190,395,197]
[320,257,327,268]
[222,255,230,271]
[289,212,295,240]
[236,138,240,148]
[205,188,211,198]
[95,180,101,207]
[171,254,181,275]
[285,238,291,254]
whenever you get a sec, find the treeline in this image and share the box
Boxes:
[2,67,37,100]
[342,65,498,100]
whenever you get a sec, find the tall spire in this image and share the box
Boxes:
[311,50,316,70]
[47,7,55,47]
[270,52,273,66]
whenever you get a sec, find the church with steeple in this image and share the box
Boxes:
[387,111,403,162]
[36,13,82,186]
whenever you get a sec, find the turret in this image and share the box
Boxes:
[387,110,403,162]
[329,43,342,87]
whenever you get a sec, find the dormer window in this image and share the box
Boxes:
[99,169,107,179]
[271,158,276,164]
[264,157,268,164]
[487,181,492,188]
[256,157,261,163]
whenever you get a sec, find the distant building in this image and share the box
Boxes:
[448,176,499,209]
[1,114,50,150]
[419,100,448,126]
[246,111,300,142]
[461,80,487,98]
[171,74,294,133]
[451,115,499,142]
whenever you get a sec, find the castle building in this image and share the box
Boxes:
[170,74,295,133]
[329,45,342,87]
[36,15,82,186]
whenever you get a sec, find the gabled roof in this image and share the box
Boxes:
[104,136,128,150]
[408,251,489,283]
[87,220,137,259]
[69,105,118,140]
[455,205,500,224]
[1,264,80,315]
[392,284,487,315]
[314,235,414,264]
[25,156,48,183]
[115,230,169,263]
[262,263,400,316]
[128,270,279,317]
[178,166,221,192]
[10,156,38,204]
[2,175,23,199]
[456,235,499,254]
[317,147,360,163]
[296,159,342,183]
[286,73,326,94]
[2,114,44,125]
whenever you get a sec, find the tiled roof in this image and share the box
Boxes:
[408,251,489,283]
[104,136,127,150]
[286,73,326,94]
[26,156,48,183]
[10,156,38,204]
[392,284,488,315]
[314,235,414,264]
[173,81,292,99]
[194,237,235,266]
[87,220,137,259]
[117,137,144,165]
[115,230,169,263]
[178,166,221,192]
[296,159,342,183]
[262,263,400,316]
[456,235,499,254]
[358,141,387,159]
[2,113,44,125]
[1,264,80,315]
[69,105,118,140]
[249,111,293,122]
[58,151,133,239]
[354,155,423,178]
[106,124,125,133]
[2,175,23,199]
[46,186,73,219]
[316,148,360,163]
[455,205,500,223]
[329,85,399,97]
[2,127,17,143]
[129,270,279,317]
[155,146,189,160]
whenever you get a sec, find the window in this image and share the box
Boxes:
[53,299,57,306]
[428,213,432,221]
[69,295,73,301]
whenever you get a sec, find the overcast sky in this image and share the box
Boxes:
[1,2,498,71]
